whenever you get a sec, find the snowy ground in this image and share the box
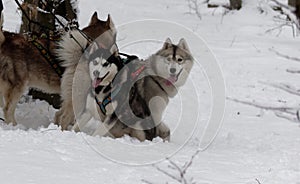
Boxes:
[1,0,300,183]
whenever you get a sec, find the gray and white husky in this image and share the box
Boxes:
[92,38,194,141]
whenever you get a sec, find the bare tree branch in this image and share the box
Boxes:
[255,178,262,184]
[270,0,295,11]
[227,97,300,122]
[260,81,300,96]
[141,179,155,184]
[286,68,300,74]
[270,48,300,62]
[227,97,297,112]
[155,164,182,183]
[274,111,300,122]
[186,0,203,20]
[144,148,200,184]
[267,0,300,36]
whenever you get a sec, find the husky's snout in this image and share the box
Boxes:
[93,70,100,78]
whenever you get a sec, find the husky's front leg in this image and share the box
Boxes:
[92,116,116,137]
[156,122,170,141]
[72,111,92,132]
[148,96,170,141]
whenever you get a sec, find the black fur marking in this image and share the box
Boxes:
[95,85,104,94]
[172,45,178,60]
[129,82,151,119]
[144,127,157,141]
[103,85,112,94]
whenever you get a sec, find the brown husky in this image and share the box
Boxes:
[0,12,116,125]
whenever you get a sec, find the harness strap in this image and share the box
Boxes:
[95,84,122,114]
[30,39,64,77]
[131,65,145,79]
[94,54,143,115]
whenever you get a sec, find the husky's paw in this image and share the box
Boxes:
[156,122,170,142]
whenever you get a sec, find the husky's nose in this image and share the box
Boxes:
[170,68,176,74]
[93,70,100,77]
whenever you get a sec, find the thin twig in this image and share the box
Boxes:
[255,178,262,184]
[227,97,298,112]
[267,0,299,36]
[155,165,182,183]
[286,68,300,74]
[167,159,187,184]
[227,97,300,122]
[141,179,155,184]
[187,0,203,20]
[260,81,300,96]
[274,111,299,122]
[270,48,300,62]
[270,0,295,12]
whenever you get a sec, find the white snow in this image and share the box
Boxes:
[1,0,300,183]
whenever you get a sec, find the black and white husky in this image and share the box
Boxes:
[72,42,123,133]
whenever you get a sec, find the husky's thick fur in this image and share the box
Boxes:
[71,42,123,132]
[92,38,194,141]
[54,13,117,130]
[0,12,115,125]
[0,21,60,125]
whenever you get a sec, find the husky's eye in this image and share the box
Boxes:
[165,57,172,63]
[177,58,184,64]
[103,62,110,67]
[93,59,99,65]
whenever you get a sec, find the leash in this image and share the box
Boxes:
[95,84,122,115]
[0,117,4,122]
[119,52,138,65]
[29,37,64,77]
[14,0,93,77]
[38,0,94,53]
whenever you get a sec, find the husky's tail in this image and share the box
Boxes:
[56,30,89,67]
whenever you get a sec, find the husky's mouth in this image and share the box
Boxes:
[92,72,110,88]
[166,69,183,86]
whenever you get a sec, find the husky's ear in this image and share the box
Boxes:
[106,14,115,29]
[162,38,173,50]
[177,38,190,52]
[89,12,99,25]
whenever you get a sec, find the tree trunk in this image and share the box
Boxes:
[288,0,300,19]
[20,0,55,34]
[230,0,242,10]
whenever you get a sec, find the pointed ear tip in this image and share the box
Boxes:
[179,38,186,42]
[165,38,172,44]
[107,14,112,21]
[93,11,98,17]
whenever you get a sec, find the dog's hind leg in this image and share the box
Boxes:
[3,85,26,125]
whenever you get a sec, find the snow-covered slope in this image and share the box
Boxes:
[1,0,300,183]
